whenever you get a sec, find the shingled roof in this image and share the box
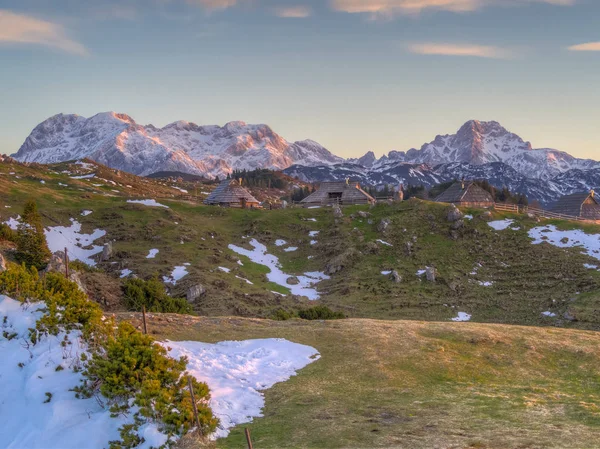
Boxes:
[552,192,600,220]
[301,181,375,205]
[204,179,259,206]
[435,181,494,204]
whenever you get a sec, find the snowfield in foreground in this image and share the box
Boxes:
[528,225,600,261]
[0,295,319,448]
[164,339,320,439]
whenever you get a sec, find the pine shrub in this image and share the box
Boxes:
[15,200,51,270]
[298,305,345,320]
[123,276,192,314]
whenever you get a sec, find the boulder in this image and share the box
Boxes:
[286,276,300,285]
[390,270,402,283]
[451,219,464,230]
[326,248,359,275]
[357,211,370,218]
[365,241,379,254]
[405,242,412,256]
[481,211,493,221]
[187,284,206,303]
[46,251,66,273]
[332,205,343,218]
[100,242,113,261]
[425,266,436,283]
[377,218,391,234]
[447,205,463,222]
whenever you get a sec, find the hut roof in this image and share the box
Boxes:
[204,179,259,205]
[435,181,495,204]
[552,192,600,219]
[301,181,375,204]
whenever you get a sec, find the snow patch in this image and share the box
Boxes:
[529,225,600,261]
[44,219,106,266]
[146,249,159,259]
[451,312,472,322]
[80,210,92,216]
[163,265,189,284]
[228,239,329,300]
[488,219,517,231]
[127,199,169,208]
[376,239,393,247]
[164,339,319,439]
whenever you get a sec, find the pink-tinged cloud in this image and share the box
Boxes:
[0,9,87,55]
[185,0,240,11]
[330,0,576,16]
[408,43,512,58]
[568,42,600,52]
[274,6,312,18]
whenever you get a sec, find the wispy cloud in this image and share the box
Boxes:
[185,0,240,11]
[407,42,512,58]
[273,6,312,18]
[568,42,600,52]
[330,0,576,17]
[0,9,87,55]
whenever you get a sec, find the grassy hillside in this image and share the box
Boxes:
[2,157,600,329]
[123,312,600,449]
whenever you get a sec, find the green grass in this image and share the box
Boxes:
[127,313,600,449]
[3,159,600,329]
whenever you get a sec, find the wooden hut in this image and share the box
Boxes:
[301,180,375,206]
[551,190,600,220]
[435,181,495,207]
[204,179,260,208]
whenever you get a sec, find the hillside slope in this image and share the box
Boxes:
[2,158,600,330]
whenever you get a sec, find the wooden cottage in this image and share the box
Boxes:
[551,191,600,220]
[204,179,260,208]
[435,181,495,207]
[301,180,376,206]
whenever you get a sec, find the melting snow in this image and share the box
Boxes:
[376,239,393,247]
[309,231,320,237]
[451,312,472,322]
[3,215,21,230]
[464,214,473,220]
[416,269,427,276]
[235,275,253,285]
[164,339,319,439]
[488,219,520,231]
[70,173,96,179]
[275,239,287,247]
[80,210,92,216]
[529,225,600,261]
[542,311,557,317]
[146,249,159,259]
[478,281,494,287]
[0,296,167,449]
[163,265,189,284]
[120,269,132,278]
[584,263,598,270]
[284,247,298,252]
[228,239,329,300]
[127,199,169,208]
[44,219,106,266]
[381,270,392,275]
[218,266,231,273]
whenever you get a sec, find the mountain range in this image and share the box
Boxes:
[11,113,600,205]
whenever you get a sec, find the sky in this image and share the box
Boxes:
[0,0,599,160]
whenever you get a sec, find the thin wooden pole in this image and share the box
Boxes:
[187,376,202,436]
[244,428,254,449]
[141,305,148,335]
[64,247,69,278]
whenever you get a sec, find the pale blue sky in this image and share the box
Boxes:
[0,0,599,159]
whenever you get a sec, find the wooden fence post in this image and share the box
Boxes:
[187,376,203,436]
[244,428,254,449]
[141,305,148,335]
[64,247,69,278]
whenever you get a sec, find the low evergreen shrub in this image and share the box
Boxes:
[123,276,193,314]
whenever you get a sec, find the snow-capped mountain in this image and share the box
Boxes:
[371,120,600,181]
[13,112,343,178]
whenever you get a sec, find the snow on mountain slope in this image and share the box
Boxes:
[371,120,600,180]
[13,113,343,178]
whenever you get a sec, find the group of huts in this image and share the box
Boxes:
[204,176,600,222]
